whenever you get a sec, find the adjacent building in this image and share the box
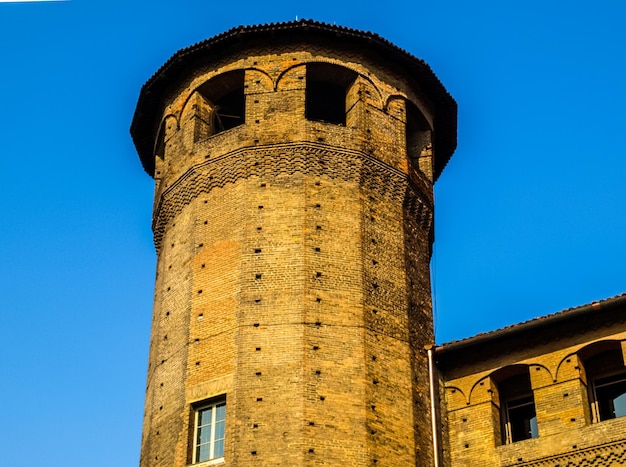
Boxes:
[436,293,626,466]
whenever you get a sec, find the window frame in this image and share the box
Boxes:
[195,70,246,137]
[579,342,626,424]
[591,370,626,422]
[502,394,538,444]
[191,397,226,465]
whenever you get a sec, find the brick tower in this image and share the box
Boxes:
[130,20,456,466]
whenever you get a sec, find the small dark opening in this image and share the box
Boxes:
[154,125,165,160]
[214,88,245,131]
[305,63,356,125]
[406,101,431,166]
[595,373,626,420]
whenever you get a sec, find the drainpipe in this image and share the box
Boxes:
[425,344,440,467]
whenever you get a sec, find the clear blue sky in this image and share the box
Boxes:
[0,1,623,465]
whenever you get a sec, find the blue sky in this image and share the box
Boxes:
[0,1,624,465]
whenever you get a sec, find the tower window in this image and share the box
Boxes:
[583,343,626,423]
[497,368,538,444]
[305,63,356,125]
[192,397,226,464]
[593,373,626,421]
[154,124,166,160]
[197,70,245,135]
[406,101,432,178]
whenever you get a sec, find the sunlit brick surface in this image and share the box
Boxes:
[131,22,456,467]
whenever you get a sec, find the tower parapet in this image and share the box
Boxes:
[131,20,456,466]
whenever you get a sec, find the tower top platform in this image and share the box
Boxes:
[130,19,456,179]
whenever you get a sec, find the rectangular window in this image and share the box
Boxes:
[193,398,226,464]
[584,346,626,423]
[593,372,626,421]
[497,370,538,445]
[503,395,538,443]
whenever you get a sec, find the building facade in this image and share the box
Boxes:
[131,21,626,467]
[436,294,626,466]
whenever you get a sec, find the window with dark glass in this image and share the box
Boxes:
[498,370,538,444]
[193,397,226,464]
[585,346,626,423]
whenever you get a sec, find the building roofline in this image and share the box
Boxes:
[435,293,626,357]
[130,19,457,179]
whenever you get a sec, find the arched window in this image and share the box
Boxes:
[581,341,626,423]
[305,63,356,125]
[196,70,245,134]
[493,366,538,444]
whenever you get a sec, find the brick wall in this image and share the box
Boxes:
[138,45,440,467]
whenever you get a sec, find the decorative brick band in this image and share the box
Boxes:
[152,142,433,251]
[506,439,626,466]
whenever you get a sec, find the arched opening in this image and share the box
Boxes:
[406,101,432,178]
[492,365,538,444]
[580,341,626,423]
[196,69,245,134]
[305,63,357,125]
[154,124,166,160]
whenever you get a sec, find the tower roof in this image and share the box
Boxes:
[130,19,457,179]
